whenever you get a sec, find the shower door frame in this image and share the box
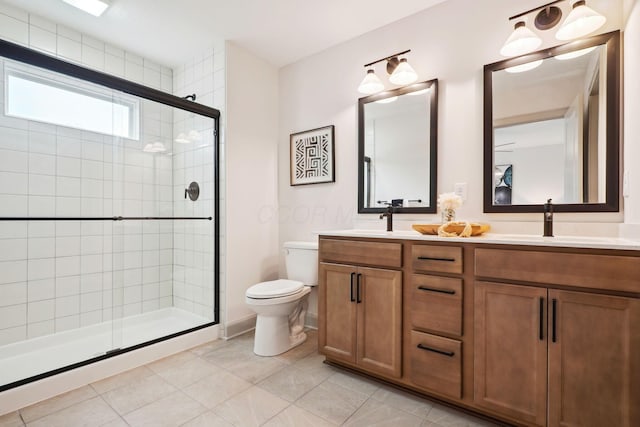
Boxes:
[0,38,221,392]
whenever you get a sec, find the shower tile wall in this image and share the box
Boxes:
[172,46,225,321]
[0,6,175,346]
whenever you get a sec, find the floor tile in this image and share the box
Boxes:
[0,411,24,427]
[274,329,318,364]
[213,386,289,427]
[326,371,380,397]
[91,366,155,394]
[19,386,97,423]
[181,410,234,427]
[188,339,230,357]
[123,390,206,427]
[258,362,331,402]
[209,348,288,384]
[147,351,197,374]
[182,370,252,409]
[343,399,423,427]
[26,396,119,427]
[101,374,176,415]
[263,404,337,427]
[296,379,369,425]
[426,404,501,427]
[154,357,221,389]
[370,385,434,418]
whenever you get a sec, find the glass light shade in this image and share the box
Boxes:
[62,0,110,16]
[555,46,597,60]
[358,69,384,94]
[500,21,542,57]
[389,59,417,85]
[504,59,543,73]
[556,1,606,40]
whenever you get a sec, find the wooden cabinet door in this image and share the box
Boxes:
[548,290,640,427]
[474,281,548,427]
[318,262,357,364]
[356,266,402,378]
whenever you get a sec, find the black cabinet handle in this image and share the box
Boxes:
[350,272,356,302]
[539,297,544,341]
[417,343,455,357]
[418,286,456,295]
[552,298,557,343]
[417,256,456,262]
[356,273,362,303]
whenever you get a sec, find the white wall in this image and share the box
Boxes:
[278,0,624,245]
[224,42,280,332]
[622,0,640,237]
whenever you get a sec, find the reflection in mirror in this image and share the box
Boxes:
[358,79,437,213]
[484,31,619,213]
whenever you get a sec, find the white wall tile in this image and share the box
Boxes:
[29,174,56,196]
[29,153,56,175]
[80,254,102,274]
[0,325,26,346]
[28,257,54,281]
[57,36,81,62]
[55,294,79,317]
[29,15,56,32]
[0,171,28,195]
[29,26,56,54]
[0,13,28,45]
[81,44,104,71]
[28,195,55,216]
[28,237,55,259]
[27,319,54,338]
[56,275,79,297]
[125,61,144,83]
[55,314,79,332]
[28,278,55,301]
[55,196,81,216]
[0,282,27,307]
[80,310,102,326]
[27,299,54,322]
[0,149,28,173]
[0,238,27,261]
[56,255,80,277]
[80,291,101,312]
[0,304,26,329]
[104,53,125,77]
[0,126,29,151]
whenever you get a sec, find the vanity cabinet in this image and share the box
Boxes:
[474,248,640,427]
[318,239,403,378]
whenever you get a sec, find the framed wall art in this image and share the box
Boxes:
[290,125,335,186]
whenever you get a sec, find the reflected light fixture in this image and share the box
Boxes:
[500,0,606,57]
[174,133,190,144]
[62,0,110,17]
[504,59,544,73]
[375,96,398,104]
[143,142,167,153]
[556,0,606,40]
[358,49,417,94]
[554,45,597,60]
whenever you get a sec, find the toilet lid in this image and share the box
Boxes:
[246,279,304,299]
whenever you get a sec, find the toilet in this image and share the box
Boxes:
[245,241,318,356]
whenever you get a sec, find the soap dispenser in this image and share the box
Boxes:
[543,198,553,237]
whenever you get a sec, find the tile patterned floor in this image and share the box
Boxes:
[0,330,504,427]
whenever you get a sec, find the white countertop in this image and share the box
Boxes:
[318,229,640,251]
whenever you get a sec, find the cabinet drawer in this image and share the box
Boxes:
[412,245,462,274]
[319,238,402,268]
[475,248,640,294]
[410,275,462,336]
[409,331,462,399]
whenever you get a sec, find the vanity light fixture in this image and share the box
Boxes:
[556,1,606,40]
[61,0,110,17]
[500,0,606,57]
[357,49,417,94]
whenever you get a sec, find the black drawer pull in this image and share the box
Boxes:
[350,272,356,302]
[417,256,456,262]
[552,298,557,343]
[418,286,456,295]
[356,273,362,303]
[417,343,455,357]
[539,297,544,341]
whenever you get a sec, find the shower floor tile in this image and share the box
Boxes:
[8,329,502,426]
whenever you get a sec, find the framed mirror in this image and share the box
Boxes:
[358,79,438,213]
[484,31,620,213]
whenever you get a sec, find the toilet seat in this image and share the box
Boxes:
[246,279,304,299]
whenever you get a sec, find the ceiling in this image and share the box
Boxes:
[2,0,448,68]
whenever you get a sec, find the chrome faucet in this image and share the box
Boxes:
[543,198,553,237]
[380,204,394,232]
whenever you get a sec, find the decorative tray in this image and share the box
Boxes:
[412,222,490,236]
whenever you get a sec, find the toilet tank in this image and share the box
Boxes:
[284,241,318,286]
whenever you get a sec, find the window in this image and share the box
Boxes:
[5,66,139,139]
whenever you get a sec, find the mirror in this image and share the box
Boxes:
[484,31,620,213]
[358,79,438,213]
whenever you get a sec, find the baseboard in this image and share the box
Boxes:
[223,315,256,339]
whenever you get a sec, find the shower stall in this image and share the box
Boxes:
[0,40,219,391]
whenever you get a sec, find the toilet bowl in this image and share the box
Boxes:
[245,241,318,356]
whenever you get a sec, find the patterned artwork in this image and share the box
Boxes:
[290,125,335,185]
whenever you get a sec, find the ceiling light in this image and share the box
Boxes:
[556,0,606,40]
[500,21,542,57]
[358,69,385,95]
[389,59,417,85]
[554,45,597,60]
[504,60,544,73]
[62,0,110,17]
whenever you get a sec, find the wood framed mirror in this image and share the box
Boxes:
[358,79,438,213]
[483,31,620,213]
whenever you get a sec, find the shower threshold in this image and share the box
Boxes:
[0,307,210,388]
